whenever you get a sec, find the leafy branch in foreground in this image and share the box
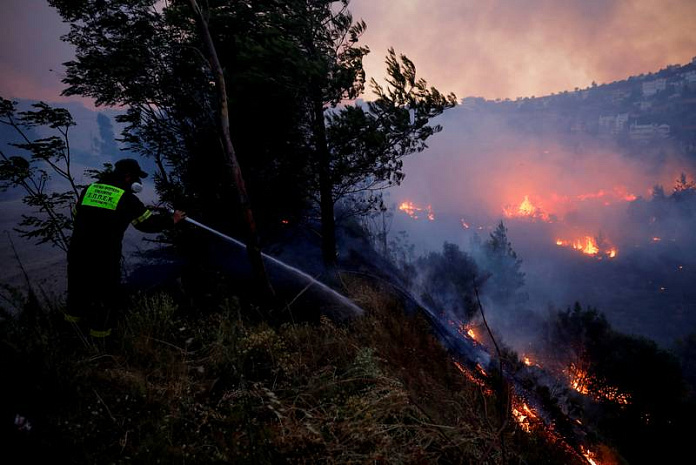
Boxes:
[0,97,83,252]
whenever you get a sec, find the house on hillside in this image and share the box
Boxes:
[629,122,670,142]
[642,78,667,97]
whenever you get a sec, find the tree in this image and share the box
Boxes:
[283,0,456,264]
[416,242,479,320]
[674,172,695,192]
[49,0,314,292]
[321,48,457,263]
[185,0,271,293]
[481,221,526,306]
[0,97,81,252]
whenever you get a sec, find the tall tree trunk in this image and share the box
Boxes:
[188,0,274,295]
[311,87,337,266]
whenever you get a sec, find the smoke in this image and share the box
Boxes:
[389,104,696,348]
[350,0,696,99]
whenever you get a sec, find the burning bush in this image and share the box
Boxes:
[540,303,695,464]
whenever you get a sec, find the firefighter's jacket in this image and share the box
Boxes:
[68,177,171,273]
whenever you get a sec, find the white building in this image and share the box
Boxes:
[598,113,629,134]
[629,122,670,141]
[642,78,667,96]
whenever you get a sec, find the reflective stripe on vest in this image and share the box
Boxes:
[132,209,153,225]
[64,313,82,323]
[81,184,125,211]
[89,328,112,338]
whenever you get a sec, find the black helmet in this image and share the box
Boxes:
[114,158,148,178]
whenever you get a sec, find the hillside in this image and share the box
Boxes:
[1,276,595,464]
[460,56,696,154]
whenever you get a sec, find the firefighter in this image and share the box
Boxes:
[65,158,185,341]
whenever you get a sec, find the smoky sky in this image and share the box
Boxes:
[2,1,695,103]
[386,104,696,346]
[350,0,696,100]
[0,0,75,102]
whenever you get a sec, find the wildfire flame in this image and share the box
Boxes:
[567,364,631,405]
[399,201,435,221]
[581,446,599,465]
[504,195,552,222]
[555,236,618,259]
[512,400,539,433]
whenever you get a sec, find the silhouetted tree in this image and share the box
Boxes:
[416,242,479,320]
[482,221,525,306]
[0,98,82,252]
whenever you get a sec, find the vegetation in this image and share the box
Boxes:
[0,98,82,251]
[2,278,586,464]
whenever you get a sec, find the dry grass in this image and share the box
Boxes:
[2,280,586,464]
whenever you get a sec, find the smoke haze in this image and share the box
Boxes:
[389,103,696,348]
[350,0,696,99]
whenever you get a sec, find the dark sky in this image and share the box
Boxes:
[1,0,695,103]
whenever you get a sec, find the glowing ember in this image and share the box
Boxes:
[568,364,590,395]
[512,401,539,433]
[652,236,661,242]
[504,195,551,221]
[581,446,599,465]
[523,356,533,367]
[567,363,631,405]
[281,219,290,224]
[399,201,435,221]
[452,360,493,394]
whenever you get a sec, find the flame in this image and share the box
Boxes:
[522,355,538,367]
[568,363,590,395]
[555,236,617,258]
[652,236,661,242]
[512,401,539,433]
[504,195,551,221]
[581,446,599,465]
[399,201,435,221]
[452,360,493,394]
[467,328,476,340]
[567,363,631,405]
[575,186,637,203]
[460,219,470,229]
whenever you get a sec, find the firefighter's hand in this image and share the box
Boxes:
[173,210,186,224]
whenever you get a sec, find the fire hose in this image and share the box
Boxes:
[165,208,363,315]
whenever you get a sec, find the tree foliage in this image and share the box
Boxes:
[0,97,82,252]
[480,221,526,306]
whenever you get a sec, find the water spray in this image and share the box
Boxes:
[168,209,363,315]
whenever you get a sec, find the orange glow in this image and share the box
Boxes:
[566,363,631,405]
[567,363,590,395]
[652,236,661,242]
[399,201,435,221]
[512,399,539,433]
[555,236,617,258]
[581,446,599,465]
[452,360,493,394]
[504,195,551,222]
[522,355,539,367]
